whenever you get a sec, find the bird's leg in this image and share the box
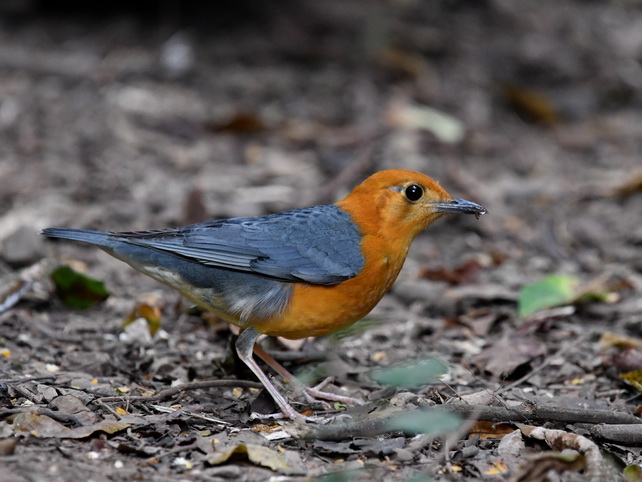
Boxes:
[252,343,365,407]
[235,327,306,421]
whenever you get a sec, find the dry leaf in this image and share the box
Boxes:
[485,461,508,475]
[206,112,266,134]
[612,349,642,373]
[387,101,465,143]
[208,443,290,473]
[419,259,483,285]
[599,332,642,351]
[620,370,642,392]
[123,303,162,335]
[13,413,130,439]
[182,186,207,225]
[470,335,546,378]
[516,424,616,479]
[614,171,642,199]
[468,420,515,440]
[503,84,559,125]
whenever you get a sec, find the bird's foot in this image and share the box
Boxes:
[300,377,365,406]
[251,410,317,422]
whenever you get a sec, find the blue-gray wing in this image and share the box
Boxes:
[113,205,364,285]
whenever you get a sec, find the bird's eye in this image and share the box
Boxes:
[404,184,424,202]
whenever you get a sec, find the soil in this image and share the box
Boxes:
[1,1,642,480]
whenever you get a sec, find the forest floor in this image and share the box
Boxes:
[1,1,642,480]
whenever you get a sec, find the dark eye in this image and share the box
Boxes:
[404,184,424,202]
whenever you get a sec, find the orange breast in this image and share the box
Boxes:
[250,235,409,339]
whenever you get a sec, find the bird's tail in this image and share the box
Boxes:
[41,228,113,249]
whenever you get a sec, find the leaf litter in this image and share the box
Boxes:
[1,1,642,480]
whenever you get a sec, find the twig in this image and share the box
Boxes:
[150,404,230,426]
[94,379,262,403]
[439,405,483,472]
[590,424,642,445]
[93,398,124,419]
[442,402,641,425]
[0,407,84,426]
[291,401,640,441]
[262,349,327,363]
[3,375,57,383]
[146,441,200,462]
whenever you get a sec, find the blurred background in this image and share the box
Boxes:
[1,0,642,478]
[1,0,640,278]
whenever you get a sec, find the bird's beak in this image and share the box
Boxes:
[432,198,487,218]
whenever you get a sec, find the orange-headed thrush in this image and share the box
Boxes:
[42,169,486,420]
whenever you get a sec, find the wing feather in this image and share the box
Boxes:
[112,205,364,285]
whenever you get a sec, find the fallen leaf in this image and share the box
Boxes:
[620,370,642,392]
[123,303,162,335]
[614,171,642,199]
[351,437,406,457]
[515,424,615,480]
[419,259,483,285]
[503,84,559,125]
[485,461,508,475]
[56,420,131,439]
[208,443,290,473]
[182,186,207,224]
[49,394,99,425]
[611,349,642,373]
[458,309,499,337]
[13,413,68,437]
[469,421,515,440]
[0,438,18,455]
[387,101,465,143]
[206,112,266,134]
[519,274,619,318]
[13,413,130,439]
[518,275,578,318]
[624,464,642,482]
[375,47,424,77]
[470,335,546,378]
[512,451,586,482]
[599,332,642,351]
[312,440,360,455]
[50,265,109,309]
[0,279,33,315]
[314,437,405,457]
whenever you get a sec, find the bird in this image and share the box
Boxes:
[41,169,486,420]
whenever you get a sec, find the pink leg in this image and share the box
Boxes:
[235,327,306,421]
[252,342,364,406]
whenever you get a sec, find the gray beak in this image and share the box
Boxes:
[432,198,487,219]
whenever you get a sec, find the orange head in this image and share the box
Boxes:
[336,169,486,246]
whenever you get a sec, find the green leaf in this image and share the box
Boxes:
[370,358,448,389]
[518,274,578,318]
[50,266,109,309]
[624,464,642,482]
[388,408,461,436]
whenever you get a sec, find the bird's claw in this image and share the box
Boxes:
[300,377,365,407]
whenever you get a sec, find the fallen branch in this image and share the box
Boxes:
[590,423,642,445]
[290,401,640,441]
[443,402,641,426]
[95,379,263,403]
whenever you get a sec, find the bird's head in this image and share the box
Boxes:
[337,169,486,242]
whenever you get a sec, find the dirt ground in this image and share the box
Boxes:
[1,1,642,480]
